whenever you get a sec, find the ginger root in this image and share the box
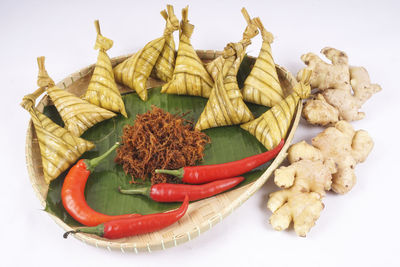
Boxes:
[268,142,336,237]
[298,47,381,126]
[268,121,373,236]
[312,120,374,194]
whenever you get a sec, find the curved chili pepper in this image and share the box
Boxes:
[155,139,284,184]
[61,143,140,227]
[63,195,189,239]
[119,176,244,202]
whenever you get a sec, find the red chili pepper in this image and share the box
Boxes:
[63,195,189,239]
[119,177,244,202]
[155,139,284,184]
[61,143,141,227]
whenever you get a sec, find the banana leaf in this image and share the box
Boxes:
[44,59,271,227]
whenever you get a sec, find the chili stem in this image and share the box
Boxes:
[63,224,104,239]
[85,142,120,171]
[118,186,150,197]
[154,168,184,178]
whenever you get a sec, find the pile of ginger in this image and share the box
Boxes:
[266,47,379,237]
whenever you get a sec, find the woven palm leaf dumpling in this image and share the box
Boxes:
[206,7,259,82]
[241,17,285,107]
[20,80,94,184]
[24,107,94,184]
[152,5,179,82]
[113,5,179,101]
[161,6,214,98]
[82,20,127,117]
[241,70,312,150]
[37,57,116,137]
[195,42,255,131]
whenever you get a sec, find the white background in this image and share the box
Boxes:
[1,0,399,266]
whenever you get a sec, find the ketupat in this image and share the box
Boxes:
[268,121,374,236]
[241,70,312,150]
[298,47,382,126]
[195,10,259,131]
[152,5,179,82]
[195,42,254,131]
[114,5,179,101]
[241,17,284,107]
[82,20,127,117]
[161,6,214,98]
[206,7,259,82]
[37,57,116,137]
[21,95,94,184]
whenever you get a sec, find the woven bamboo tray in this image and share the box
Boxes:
[25,50,300,253]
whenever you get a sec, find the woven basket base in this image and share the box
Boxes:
[25,50,301,252]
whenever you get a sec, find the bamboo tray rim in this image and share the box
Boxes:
[24,50,301,253]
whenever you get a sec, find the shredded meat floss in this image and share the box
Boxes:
[115,106,210,184]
